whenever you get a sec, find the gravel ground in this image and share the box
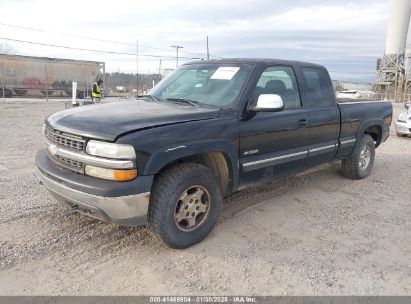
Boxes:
[0,98,410,295]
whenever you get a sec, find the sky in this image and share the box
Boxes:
[0,0,410,82]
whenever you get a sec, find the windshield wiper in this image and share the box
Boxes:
[165,97,200,107]
[137,94,159,101]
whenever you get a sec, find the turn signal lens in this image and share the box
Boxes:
[85,165,137,181]
[113,169,138,181]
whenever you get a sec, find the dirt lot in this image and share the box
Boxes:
[0,99,410,295]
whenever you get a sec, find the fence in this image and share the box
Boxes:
[373,92,411,103]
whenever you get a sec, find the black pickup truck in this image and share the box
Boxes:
[36,59,392,248]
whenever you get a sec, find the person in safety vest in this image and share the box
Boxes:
[91,79,103,103]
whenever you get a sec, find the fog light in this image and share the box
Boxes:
[85,165,137,181]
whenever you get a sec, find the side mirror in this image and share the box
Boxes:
[251,94,284,112]
[405,102,410,109]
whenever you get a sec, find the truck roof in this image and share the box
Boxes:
[184,58,325,69]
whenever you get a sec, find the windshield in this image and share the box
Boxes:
[149,63,253,107]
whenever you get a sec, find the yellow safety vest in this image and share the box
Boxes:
[92,82,101,98]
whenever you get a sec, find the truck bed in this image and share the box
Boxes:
[338,100,392,146]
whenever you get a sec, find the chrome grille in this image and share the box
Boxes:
[44,127,85,151]
[47,151,84,173]
[54,155,84,169]
[44,126,86,173]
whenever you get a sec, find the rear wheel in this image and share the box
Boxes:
[341,134,375,179]
[396,133,408,137]
[148,163,222,249]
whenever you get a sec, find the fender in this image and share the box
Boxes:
[357,118,384,141]
[143,139,240,192]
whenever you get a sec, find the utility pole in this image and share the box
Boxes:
[158,59,162,82]
[136,39,139,96]
[171,45,183,68]
[44,62,48,102]
[206,36,210,60]
[1,62,5,102]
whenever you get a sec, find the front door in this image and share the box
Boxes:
[239,65,309,188]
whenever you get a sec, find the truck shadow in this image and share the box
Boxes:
[221,161,342,220]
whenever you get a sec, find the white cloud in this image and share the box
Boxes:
[0,0,408,81]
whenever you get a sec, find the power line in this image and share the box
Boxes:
[0,37,203,60]
[0,22,221,58]
[0,22,133,46]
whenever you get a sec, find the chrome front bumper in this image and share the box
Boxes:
[38,169,150,227]
[394,120,411,135]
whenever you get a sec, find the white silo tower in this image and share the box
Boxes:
[375,0,411,102]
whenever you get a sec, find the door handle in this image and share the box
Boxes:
[298,119,307,127]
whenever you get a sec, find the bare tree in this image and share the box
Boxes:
[0,42,15,55]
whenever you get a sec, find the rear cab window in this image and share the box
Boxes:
[301,67,335,107]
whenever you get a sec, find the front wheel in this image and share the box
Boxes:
[148,163,222,249]
[341,134,375,180]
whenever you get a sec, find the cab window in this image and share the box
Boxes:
[301,67,334,107]
[253,66,301,110]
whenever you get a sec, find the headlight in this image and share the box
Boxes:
[85,165,137,181]
[398,112,407,123]
[86,140,136,159]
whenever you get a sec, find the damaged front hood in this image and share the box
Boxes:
[46,99,220,141]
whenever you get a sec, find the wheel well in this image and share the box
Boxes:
[364,125,382,147]
[157,152,232,195]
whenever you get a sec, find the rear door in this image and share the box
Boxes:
[300,67,340,166]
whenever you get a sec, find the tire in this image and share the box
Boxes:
[148,163,222,249]
[341,134,375,180]
[396,133,407,137]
